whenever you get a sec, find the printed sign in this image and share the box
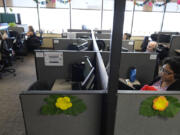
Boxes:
[44,52,63,66]
[67,32,76,39]
[54,40,59,44]
[150,54,157,60]
[36,52,44,58]
[128,41,134,45]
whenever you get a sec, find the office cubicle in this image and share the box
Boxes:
[169,35,180,56]
[62,32,111,39]
[53,38,134,52]
[101,52,157,85]
[119,52,157,85]
[35,50,96,86]
[53,38,110,51]
[114,91,180,135]
[20,90,105,135]
[53,38,88,50]
[35,50,156,87]
[67,29,91,33]
[67,29,111,34]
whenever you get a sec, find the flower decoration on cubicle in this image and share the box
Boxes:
[139,96,180,118]
[40,95,87,116]
[133,0,171,7]
[33,0,71,5]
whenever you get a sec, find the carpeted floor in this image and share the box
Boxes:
[0,54,36,135]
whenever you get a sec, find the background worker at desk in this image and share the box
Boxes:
[123,33,131,40]
[24,25,41,51]
[141,56,180,91]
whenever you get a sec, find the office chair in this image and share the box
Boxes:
[0,39,16,76]
[9,30,27,61]
[141,36,149,52]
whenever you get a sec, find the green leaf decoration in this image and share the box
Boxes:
[40,95,86,116]
[139,96,180,118]
[8,23,16,27]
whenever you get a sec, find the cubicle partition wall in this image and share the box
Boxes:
[115,91,180,135]
[122,40,135,52]
[67,29,111,34]
[96,33,111,39]
[53,38,134,52]
[35,50,96,85]
[119,52,157,85]
[53,38,88,50]
[53,38,110,51]
[67,29,91,33]
[20,91,105,135]
[65,32,111,39]
[101,52,157,85]
[169,35,180,56]
[35,50,156,88]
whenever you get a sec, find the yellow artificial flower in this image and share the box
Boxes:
[153,96,169,111]
[55,97,72,110]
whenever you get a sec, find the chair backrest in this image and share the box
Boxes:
[141,36,149,51]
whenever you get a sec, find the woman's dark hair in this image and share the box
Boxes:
[29,25,34,33]
[124,33,131,40]
[163,56,180,79]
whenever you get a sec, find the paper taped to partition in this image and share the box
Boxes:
[67,32,76,39]
[128,41,134,45]
[150,54,157,60]
[53,39,59,44]
[36,52,44,58]
[44,52,63,66]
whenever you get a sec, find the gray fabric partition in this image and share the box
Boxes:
[53,38,110,51]
[122,40,135,52]
[101,52,157,85]
[35,50,95,85]
[96,33,111,39]
[105,40,135,52]
[115,91,180,135]
[119,52,157,85]
[53,38,86,50]
[67,29,91,32]
[20,91,104,135]
[75,32,111,39]
[169,35,180,56]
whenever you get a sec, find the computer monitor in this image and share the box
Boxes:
[81,57,95,90]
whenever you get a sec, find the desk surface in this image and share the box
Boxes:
[175,49,180,54]
[51,79,72,91]
[119,78,141,89]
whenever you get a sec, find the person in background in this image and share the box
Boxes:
[26,26,36,37]
[123,33,131,40]
[25,26,41,51]
[146,41,157,53]
[141,56,180,91]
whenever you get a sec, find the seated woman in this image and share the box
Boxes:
[26,25,36,38]
[141,56,180,91]
[25,26,41,51]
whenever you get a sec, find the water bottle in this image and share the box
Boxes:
[129,67,136,82]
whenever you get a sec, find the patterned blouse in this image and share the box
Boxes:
[152,79,168,91]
